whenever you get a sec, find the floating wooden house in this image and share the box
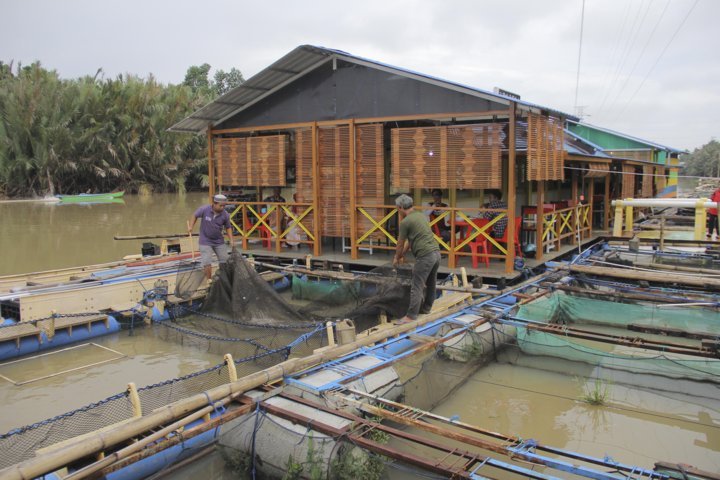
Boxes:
[171,45,681,273]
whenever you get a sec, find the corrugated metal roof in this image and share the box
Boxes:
[566,120,684,154]
[564,129,612,158]
[170,45,577,133]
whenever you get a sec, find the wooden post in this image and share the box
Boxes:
[207,129,215,200]
[349,120,358,259]
[613,200,624,236]
[624,200,634,234]
[224,354,237,383]
[571,170,578,205]
[127,383,142,418]
[604,174,610,231]
[587,179,595,238]
[505,102,517,274]
[326,321,335,347]
[695,198,707,240]
[311,122,321,257]
[536,180,544,260]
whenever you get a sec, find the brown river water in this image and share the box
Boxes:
[0,192,718,476]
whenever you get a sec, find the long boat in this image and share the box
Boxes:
[56,191,125,203]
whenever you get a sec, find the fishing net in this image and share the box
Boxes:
[174,259,208,300]
[516,291,720,335]
[198,253,415,332]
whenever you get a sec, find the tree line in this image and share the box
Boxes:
[0,61,243,197]
[681,140,720,178]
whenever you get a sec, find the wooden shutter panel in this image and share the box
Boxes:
[247,135,287,186]
[447,124,502,189]
[621,165,636,199]
[319,126,350,237]
[356,124,385,239]
[641,165,654,198]
[215,137,247,186]
[527,113,565,181]
[391,124,502,189]
[294,128,314,232]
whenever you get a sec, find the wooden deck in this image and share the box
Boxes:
[239,231,609,282]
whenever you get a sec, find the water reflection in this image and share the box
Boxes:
[0,192,209,275]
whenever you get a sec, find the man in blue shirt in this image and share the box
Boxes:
[188,194,235,280]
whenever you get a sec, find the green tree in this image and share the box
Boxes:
[682,140,720,177]
[183,63,212,94]
[0,62,214,197]
[214,67,245,95]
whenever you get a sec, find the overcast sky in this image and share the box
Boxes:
[2,0,717,151]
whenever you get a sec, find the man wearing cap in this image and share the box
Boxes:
[393,194,441,323]
[188,194,235,280]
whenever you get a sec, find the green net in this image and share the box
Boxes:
[515,327,720,382]
[516,291,720,335]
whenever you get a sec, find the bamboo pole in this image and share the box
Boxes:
[114,233,198,240]
[64,393,250,480]
[0,302,473,480]
[251,260,499,296]
[567,264,720,289]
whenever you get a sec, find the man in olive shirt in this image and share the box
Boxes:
[393,194,441,323]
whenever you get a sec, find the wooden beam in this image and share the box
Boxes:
[536,180,544,261]
[207,129,215,199]
[505,102,516,274]
[604,174,610,231]
[349,120,358,259]
[209,110,511,135]
[311,122,321,257]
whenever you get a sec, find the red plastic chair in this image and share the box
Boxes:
[468,218,490,268]
[245,217,273,249]
[496,216,522,258]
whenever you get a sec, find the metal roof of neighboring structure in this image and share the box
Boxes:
[566,120,684,154]
[170,45,578,134]
[564,129,612,158]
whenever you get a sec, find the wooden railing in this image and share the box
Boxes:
[538,204,591,255]
[227,201,316,252]
[353,204,514,269]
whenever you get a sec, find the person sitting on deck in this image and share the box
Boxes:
[188,194,235,280]
[263,187,287,232]
[428,189,451,242]
[483,189,508,239]
[393,194,441,324]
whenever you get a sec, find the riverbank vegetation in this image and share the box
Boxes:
[681,140,720,178]
[0,61,242,198]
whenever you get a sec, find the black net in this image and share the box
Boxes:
[174,260,207,299]
[0,254,418,472]
[197,253,414,333]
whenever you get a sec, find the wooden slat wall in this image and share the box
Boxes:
[356,124,385,239]
[447,124,502,189]
[247,135,287,186]
[527,113,565,181]
[641,165,654,198]
[319,126,350,237]
[215,137,246,186]
[294,128,314,231]
[621,165,636,199]
[655,165,666,192]
[606,150,653,162]
[214,135,286,186]
[584,163,610,178]
[390,124,502,189]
